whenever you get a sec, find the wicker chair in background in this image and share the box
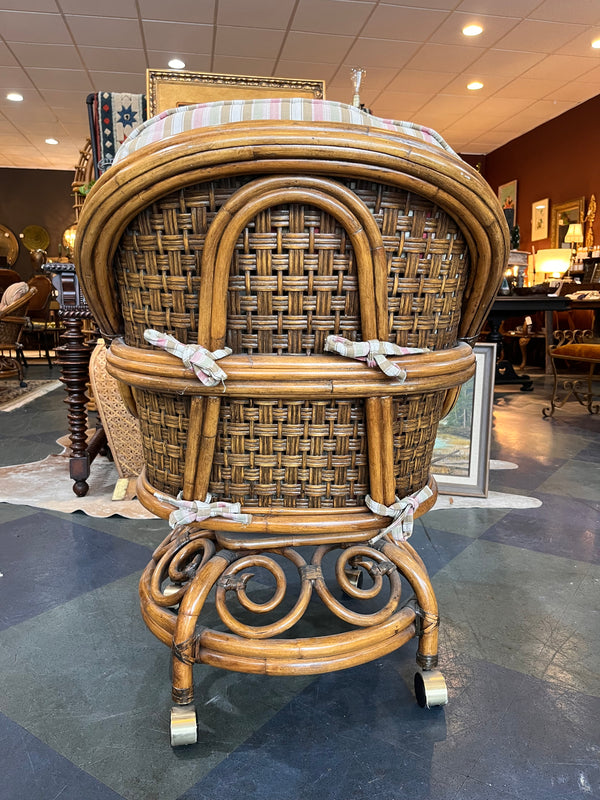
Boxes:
[24,275,56,367]
[76,112,508,746]
[0,286,37,385]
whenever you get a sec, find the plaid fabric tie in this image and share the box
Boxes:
[324,335,429,380]
[144,329,231,387]
[155,492,252,529]
[366,485,434,543]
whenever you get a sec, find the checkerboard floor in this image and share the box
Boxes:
[1,365,598,800]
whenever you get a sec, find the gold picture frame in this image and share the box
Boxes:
[550,197,585,249]
[146,69,326,117]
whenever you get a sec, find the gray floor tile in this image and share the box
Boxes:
[432,539,594,684]
[0,572,315,800]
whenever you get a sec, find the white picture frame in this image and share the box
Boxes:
[531,198,549,241]
[431,343,496,497]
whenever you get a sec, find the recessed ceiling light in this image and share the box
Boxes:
[463,24,483,37]
[168,58,186,69]
[592,38,600,49]
[467,81,484,91]
[7,92,23,102]
[45,138,59,145]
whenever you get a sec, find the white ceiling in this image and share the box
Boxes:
[2,0,600,171]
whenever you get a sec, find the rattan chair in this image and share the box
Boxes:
[76,104,508,746]
[0,286,37,385]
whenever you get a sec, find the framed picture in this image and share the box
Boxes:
[531,198,549,241]
[498,180,517,229]
[432,343,496,497]
[550,196,585,249]
[146,69,326,116]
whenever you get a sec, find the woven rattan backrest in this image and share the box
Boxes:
[115,177,469,352]
[224,203,361,355]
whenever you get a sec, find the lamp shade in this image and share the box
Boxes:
[564,223,583,244]
[534,248,571,277]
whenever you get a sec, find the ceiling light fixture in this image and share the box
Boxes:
[592,38,600,49]
[45,138,59,145]
[7,92,23,102]
[467,81,484,91]
[462,24,483,37]
[168,58,186,69]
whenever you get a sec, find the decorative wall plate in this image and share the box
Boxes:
[20,224,50,251]
[0,224,19,265]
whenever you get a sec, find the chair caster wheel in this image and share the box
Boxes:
[170,704,198,746]
[414,669,448,708]
[345,567,364,589]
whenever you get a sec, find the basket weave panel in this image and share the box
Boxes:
[393,390,446,497]
[0,320,21,345]
[134,389,190,497]
[115,178,469,351]
[133,387,447,504]
[209,398,369,508]
[118,176,467,506]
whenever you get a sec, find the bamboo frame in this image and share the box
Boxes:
[75,116,509,734]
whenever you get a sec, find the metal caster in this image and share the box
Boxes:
[170,704,198,746]
[414,669,448,708]
[163,583,183,597]
[345,567,364,589]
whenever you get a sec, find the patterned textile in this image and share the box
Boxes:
[144,329,231,387]
[324,335,429,380]
[113,98,455,165]
[155,492,252,529]
[366,485,434,543]
[95,92,146,174]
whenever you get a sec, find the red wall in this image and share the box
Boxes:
[483,93,600,253]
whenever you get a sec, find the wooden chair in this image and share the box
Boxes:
[543,329,600,417]
[76,104,508,746]
[0,286,37,385]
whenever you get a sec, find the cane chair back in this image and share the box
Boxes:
[75,103,509,744]
[77,116,508,533]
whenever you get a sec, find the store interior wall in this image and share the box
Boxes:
[2,91,600,279]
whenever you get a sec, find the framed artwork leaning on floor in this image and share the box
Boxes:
[432,343,496,497]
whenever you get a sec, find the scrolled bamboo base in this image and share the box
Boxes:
[139,519,445,743]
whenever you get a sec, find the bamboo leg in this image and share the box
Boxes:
[380,539,440,669]
[171,553,232,704]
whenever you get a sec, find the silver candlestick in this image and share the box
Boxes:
[350,67,366,108]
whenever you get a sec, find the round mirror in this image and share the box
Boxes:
[0,224,19,266]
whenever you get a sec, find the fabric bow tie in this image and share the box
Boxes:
[324,335,428,380]
[155,492,252,529]
[144,329,231,387]
[366,485,433,543]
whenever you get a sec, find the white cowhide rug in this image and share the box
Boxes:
[0,452,541,520]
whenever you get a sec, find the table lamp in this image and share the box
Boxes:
[534,248,571,283]
[564,223,584,266]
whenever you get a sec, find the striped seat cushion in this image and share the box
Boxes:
[113,98,455,164]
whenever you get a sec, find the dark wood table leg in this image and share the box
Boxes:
[55,310,107,496]
[487,313,533,392]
